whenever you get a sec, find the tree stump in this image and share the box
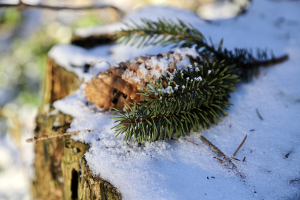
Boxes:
[31,53,121,199]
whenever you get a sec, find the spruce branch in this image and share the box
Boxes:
[116,18,288,80]
[111,61,239,142]
[111,18,288,142]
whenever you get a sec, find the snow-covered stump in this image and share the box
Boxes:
[31,57,121,200]
[28,3,300,199]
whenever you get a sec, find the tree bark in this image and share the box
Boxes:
[31,57,121,200]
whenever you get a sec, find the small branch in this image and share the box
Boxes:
[233,134,247,156]
[187,140,203,148]
[26,130,92,143]
[0,2,124,16]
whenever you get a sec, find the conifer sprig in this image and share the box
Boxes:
[111,61,239,142]
[111,18,288,142]
[116,19,288,80]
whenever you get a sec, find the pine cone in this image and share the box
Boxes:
[84,49,201,110]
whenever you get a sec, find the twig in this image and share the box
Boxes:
[26,130,92,143]
[256,108,263,120]
[187,140,203,148]
[0,2,124,17]
[233,135,247,156]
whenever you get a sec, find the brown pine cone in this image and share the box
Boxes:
[84,49,201,110]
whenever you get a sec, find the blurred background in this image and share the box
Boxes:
[0,0,249,199]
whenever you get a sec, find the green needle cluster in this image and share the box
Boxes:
[111,61,239,142]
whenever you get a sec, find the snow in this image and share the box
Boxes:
[51,1,300,199]
[175,47,199,59]
[197,0,250,20]
[48,44,113,82]
[0,107,36,200]
[74,23,124,38]
[0,135,32,200]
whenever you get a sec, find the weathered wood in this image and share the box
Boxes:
[32,57,121,199]
[42,58,80,107]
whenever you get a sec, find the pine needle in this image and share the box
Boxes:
[231,157,241,161]
[213,157,224,163]
[187,140,203,148]
[256,108,263,120]
[233,135,247,156]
